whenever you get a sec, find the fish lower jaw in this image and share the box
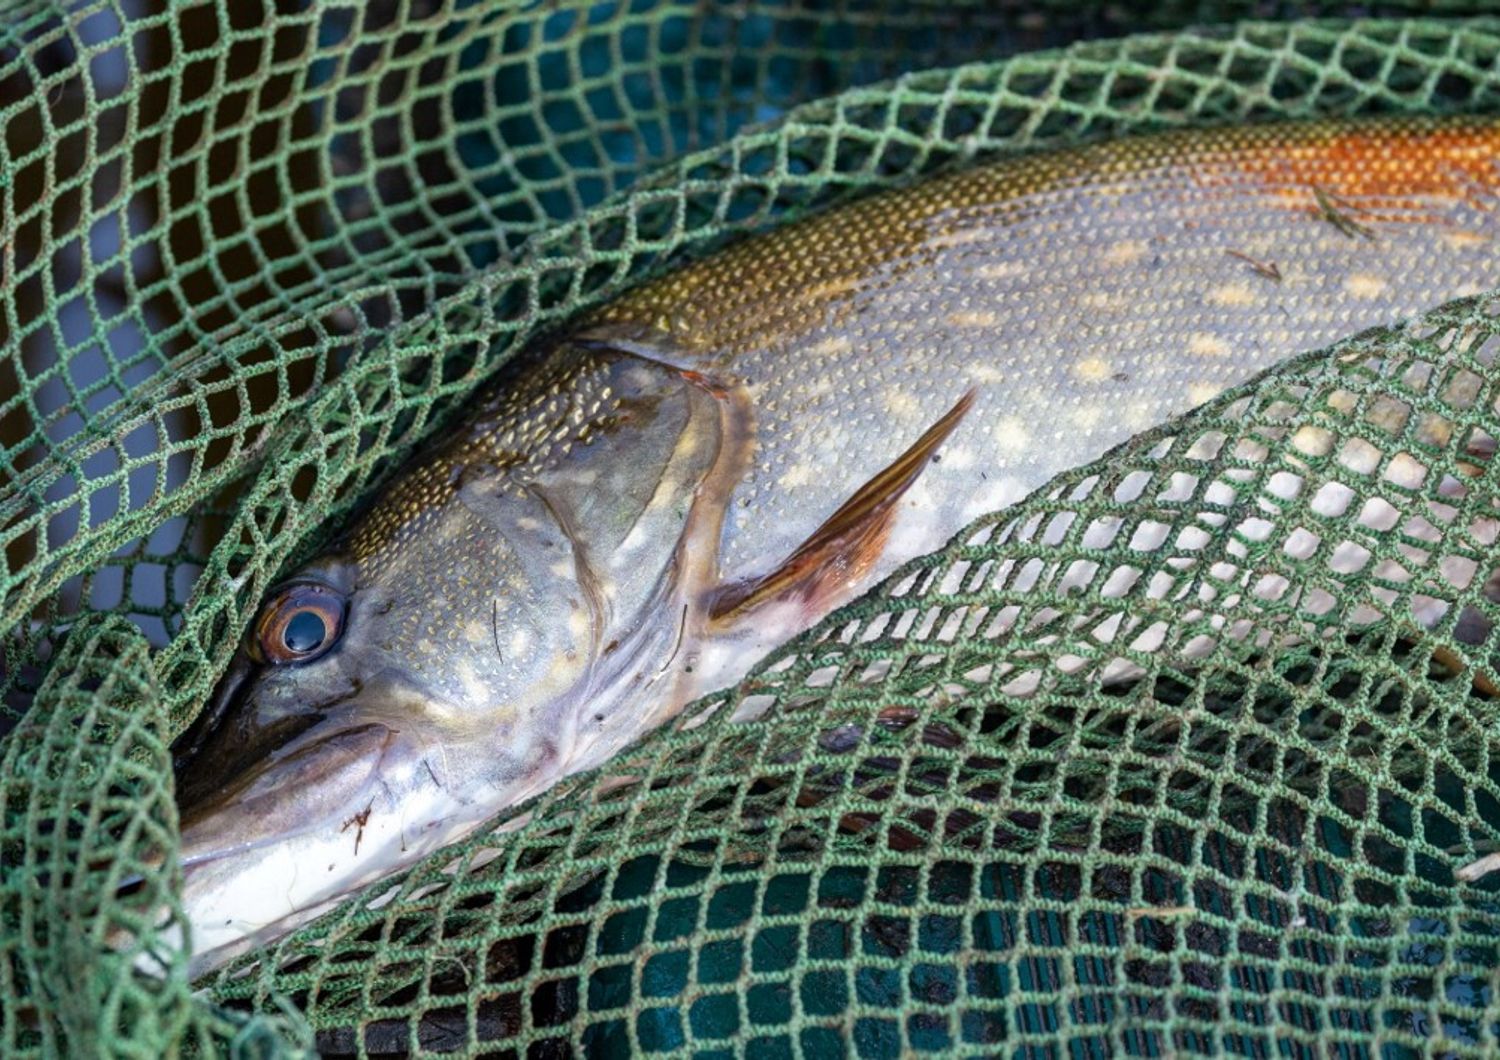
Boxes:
[177,782,474,978]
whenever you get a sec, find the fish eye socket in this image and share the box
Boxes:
[252,583,346,666]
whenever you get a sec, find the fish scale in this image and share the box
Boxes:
[166,113,1500,974]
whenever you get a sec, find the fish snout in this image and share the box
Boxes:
[176,721,397,871]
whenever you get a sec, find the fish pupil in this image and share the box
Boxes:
[284,610,327,654]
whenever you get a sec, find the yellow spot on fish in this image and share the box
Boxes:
[808,335,852,358]
[1080,291,1127,311]
[1444,230,1489,250]
[975,260,1026,281]
[1187,382,1223,405]
[1207,282,1258,308]
[1343,273,1388,299]
[966,363,1006,384]
[1103,239,1148,266]
[994,416,1031,454]
[805,278,859,302]
[883,389,922,421]
[463,620,489,646]
[1069,404,1104,430]
[780,460,817,489]
[948,309,1002,328]
[1072,356,1113,383]
[457,661,489,704]
[1272,187,1306,209]
[928,227,991,249]
[1188,333,1231,357]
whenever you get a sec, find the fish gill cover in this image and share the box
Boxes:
[5,1,1500,1056]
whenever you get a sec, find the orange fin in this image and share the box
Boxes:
[710,388,977,623]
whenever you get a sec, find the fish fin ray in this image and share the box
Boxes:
[709,388,977,623]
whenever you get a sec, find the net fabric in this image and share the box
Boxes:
[6,2,1500,1056]
[0,613,314,1056]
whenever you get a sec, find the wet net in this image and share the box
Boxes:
[7,2,1500,1056]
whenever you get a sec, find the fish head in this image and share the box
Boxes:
[170,487,624,966]
[167,346,745,970]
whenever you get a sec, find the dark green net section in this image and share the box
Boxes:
[8,2,1500,1056]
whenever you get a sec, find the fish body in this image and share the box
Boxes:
[172,114,1500,972]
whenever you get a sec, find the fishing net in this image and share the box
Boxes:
[8,1,1500,1055]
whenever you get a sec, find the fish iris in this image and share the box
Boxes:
[252,582,345,665]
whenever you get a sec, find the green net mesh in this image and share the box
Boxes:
[10,2,1500,1055]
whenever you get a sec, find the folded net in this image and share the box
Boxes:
[5,3,1500,1055]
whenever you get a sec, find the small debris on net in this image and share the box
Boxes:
[1455,851,1500,882]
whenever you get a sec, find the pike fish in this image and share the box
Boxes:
[171,114,1500,972]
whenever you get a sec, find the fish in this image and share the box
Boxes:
[167,113,1500,973]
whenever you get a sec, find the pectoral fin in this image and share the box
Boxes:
[709,388,977,623]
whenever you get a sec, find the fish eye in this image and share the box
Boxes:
[251,582,346,666]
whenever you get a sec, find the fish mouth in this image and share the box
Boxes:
[171,653,255,774]
[175,721,397,873]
